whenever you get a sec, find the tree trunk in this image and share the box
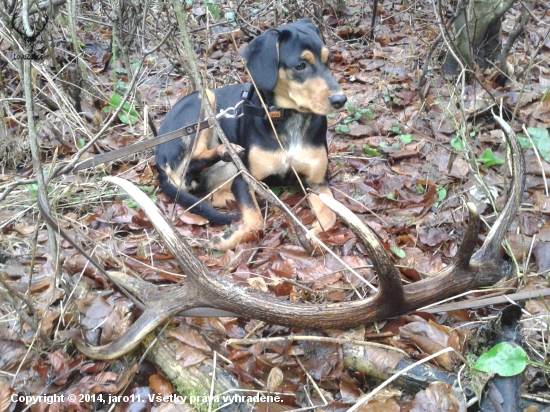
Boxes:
[443,0,503,74]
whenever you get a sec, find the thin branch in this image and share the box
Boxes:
[21,0,34,37]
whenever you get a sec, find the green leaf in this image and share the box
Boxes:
[517,135,533,149]
[26,183,39,197]
[451,137,464,151]
[76,138,86,148]
[391,246,406,259]
[360,108,376,121]
[433,187,447,207]
[348,144,355,151]
[115,80,128,95]
[436,187,446,201]
[207,4,221,19]
[529,127,550,162]
[108,94,139,125]
[379,142,388,148]
[528,126,549,141]
[385,193,395,200]
[390,124,401,135]
[363,145,380,157]
[109,93,123,107]
[473,342,527,377]
[137,185,155,194]
[336,161,344,169]
[478,148,505,167]
[399,134,414,144]
[336,125,350,134]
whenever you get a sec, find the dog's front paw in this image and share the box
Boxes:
[209,222,262,251]
[305,209,337,246]
[217,144,245,162]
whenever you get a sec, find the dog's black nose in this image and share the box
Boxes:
[329,94,347,109]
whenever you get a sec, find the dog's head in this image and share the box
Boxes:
[242,19,347,115]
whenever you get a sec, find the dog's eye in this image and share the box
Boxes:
[295,62,307,71]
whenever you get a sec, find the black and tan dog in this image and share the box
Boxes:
[155,18,347,250]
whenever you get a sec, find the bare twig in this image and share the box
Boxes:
[20,1,59,282]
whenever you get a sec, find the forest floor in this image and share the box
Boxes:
[1,0,550,411]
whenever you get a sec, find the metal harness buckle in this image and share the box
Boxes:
[216,100,244,120]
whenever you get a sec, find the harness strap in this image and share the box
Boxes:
[73,119,211,172]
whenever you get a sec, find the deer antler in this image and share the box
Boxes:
[72,114,524,360]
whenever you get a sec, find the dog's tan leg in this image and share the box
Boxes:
[308,186,336,236]
[210,182,235,207]
[209,176,263,251]
[291,147,336,236]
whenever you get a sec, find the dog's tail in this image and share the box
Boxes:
[156,167,238,226]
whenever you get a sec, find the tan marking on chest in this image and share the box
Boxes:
[248,146,328,181]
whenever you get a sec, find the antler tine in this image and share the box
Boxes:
[452,202,481,268]
[103,176,208,275]
[470,114,526,268]
[318,194,405,304]
[74,289,190,359]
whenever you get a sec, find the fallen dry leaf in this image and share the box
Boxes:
[0,379,13,412]
[150,373,174,396]
[99,305,133,345]
[411,381,465,411]
[168,326,211,353]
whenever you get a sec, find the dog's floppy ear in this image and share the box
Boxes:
[295,18,319,33]
[243,29,285,91]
